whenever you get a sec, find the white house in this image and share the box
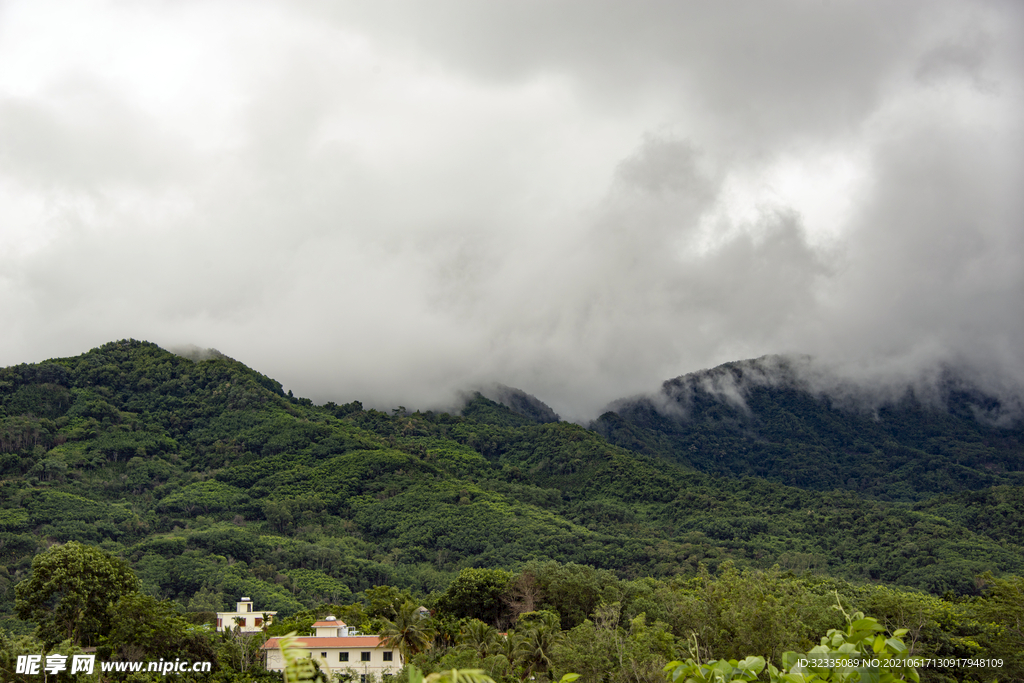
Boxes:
[261,616,400,681]
[216,597,277,633]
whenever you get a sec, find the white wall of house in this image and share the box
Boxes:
[215,597,277,633]
[263,638,400,679]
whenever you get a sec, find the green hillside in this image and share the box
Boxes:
[593,357,1024,501]
[0,340,1022,621]
[2,341,1024,680]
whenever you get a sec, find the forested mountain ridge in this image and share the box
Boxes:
[2,339,1024,635]
[594,356,1024,501]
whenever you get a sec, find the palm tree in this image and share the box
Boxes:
[379,601,437,665]
[514,612,562,681]
[486,628,521,680]
[459,619,499,658]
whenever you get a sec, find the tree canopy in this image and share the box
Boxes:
[14,541,140,648]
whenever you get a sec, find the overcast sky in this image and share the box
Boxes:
[1,0,1022,420]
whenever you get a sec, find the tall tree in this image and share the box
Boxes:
[102,593,216,664]
[380,601,436,664]
[458,619,499,659]
[514,611,563,682]
[435,568,514,627]
[14,542,140,648]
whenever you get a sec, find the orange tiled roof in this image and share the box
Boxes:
[262,636,388,650]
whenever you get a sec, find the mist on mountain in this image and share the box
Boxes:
[591,354,1024,501]
[603,354,1024,427]
[1,2,1021,425]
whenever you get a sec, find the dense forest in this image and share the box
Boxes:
[595,356,1024,500]
[1,340,1022,681]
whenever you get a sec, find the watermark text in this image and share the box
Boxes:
[16,654,212,676]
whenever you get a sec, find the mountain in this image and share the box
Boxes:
[474,384,561,425]
[593,356,1024,501]
[2,340,1024,630]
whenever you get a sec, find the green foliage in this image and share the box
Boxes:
[14,541,140,648]
[458,619,500,659]
[661,563,840,663]
[0,628,43,683]
[279,631,324,683]
[366,585,416,620]
[102,592,215,663]
[286,569,352,605]
[554,603,674,683]
[435,568,514,627]
[2,339,1024,680]
[966,573,1024,679]
[408,663,499,683]
[157,481,249,516]
[667,656,765,683]
[512,610,563,681]
[380,601,437,663]
[523,562,619,631]
[664,608,918,683]
[461,394,546,429]
[218,627,272,677]
[7,383,72,419]
[3,340,1023,602]
[595,359,1024,501]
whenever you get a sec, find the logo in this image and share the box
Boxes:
[16,654,95,675]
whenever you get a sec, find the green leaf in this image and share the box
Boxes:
[884,638,908,653]
[737,657,766,675]
[851,618,886,632]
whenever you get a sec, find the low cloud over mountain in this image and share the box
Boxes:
[1,1,1022,420]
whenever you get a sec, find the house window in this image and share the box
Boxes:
[238,618,246,627]
[216,618,222,628]
[339,653,349,662]
[255,618,263,627]
[383,652,393,662]
[361,652,371,662]
[321,653,327,659]
[360,676,367,683]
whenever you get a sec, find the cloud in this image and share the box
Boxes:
[0,0,1021,421]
